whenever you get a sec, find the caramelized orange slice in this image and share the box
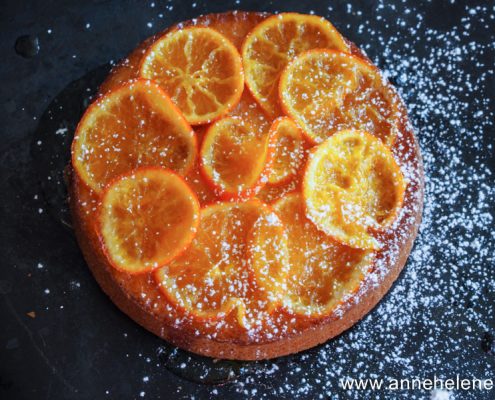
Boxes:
[273,193,372,317]
[199,115,276,200]
[140,27,244,125]
[197,91,273,200]
[72,79,197,193]
[303,130,406,250]
[247,209,289,308]
[242,13,349,117]
[154,200,279,325]
[267,117,307,185]
[99,168,200,274]
[279,49,400,145]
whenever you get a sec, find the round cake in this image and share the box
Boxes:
[69,11,424,360]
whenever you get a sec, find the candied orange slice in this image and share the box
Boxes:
[247,209,289,308]
[199,116,276,200]
[242,13,349,117]
[279,49,400,145]
[99,167,200,274]
[154,200,280,325]
[140,26,244,125]
[303,130,406,250]
[273,193,372,317]
[72,79,197,193]
[267,117,307,185]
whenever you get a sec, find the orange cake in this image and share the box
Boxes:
[69,11,423,360]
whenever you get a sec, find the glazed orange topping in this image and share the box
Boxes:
[242,13,350,117]
[279,49,401,145]
[140,27,244,125]
[99,168,200,274]
[199,116,276,200]
[154,200,284,327]
[247,207,289,309]
[273,193,371,317]
[72,79,197,193]
[267,117,308,185]
[72,12,410,331]
[303,130,405,250]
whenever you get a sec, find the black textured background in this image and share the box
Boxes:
[1,1,494,399]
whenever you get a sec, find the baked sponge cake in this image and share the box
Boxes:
[69,11,423,360]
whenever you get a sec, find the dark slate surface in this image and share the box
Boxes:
[1,1,494,399]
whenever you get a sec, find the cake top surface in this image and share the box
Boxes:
[70,11,423,344]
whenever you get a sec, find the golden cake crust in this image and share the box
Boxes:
[68,11,424,360]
